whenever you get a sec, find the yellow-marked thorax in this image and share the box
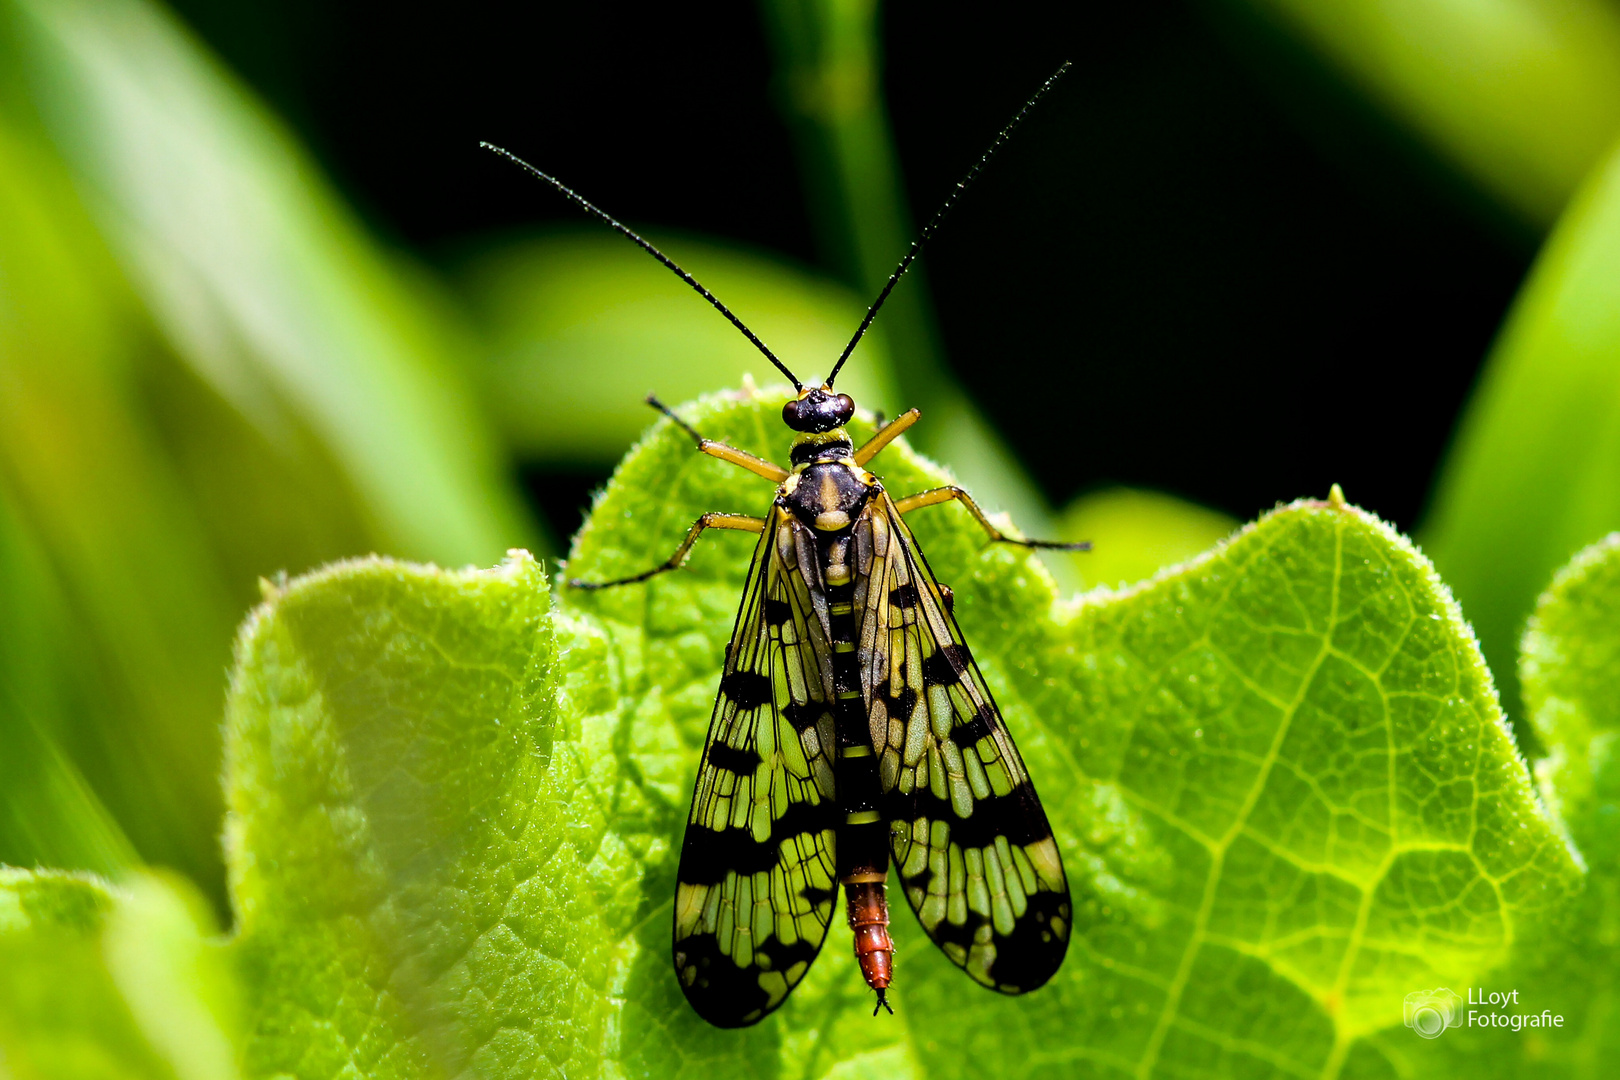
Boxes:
[780,427,879,532]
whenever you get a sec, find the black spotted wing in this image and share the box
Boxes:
[853,492,1071,993]
[672,507,842,1027]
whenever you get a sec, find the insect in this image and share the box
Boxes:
[485,64,1081,1028]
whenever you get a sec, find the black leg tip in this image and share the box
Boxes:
[1026,539,1091,552]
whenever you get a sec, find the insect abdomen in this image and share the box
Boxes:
[847,880,892,993]
[820,520,895,1008]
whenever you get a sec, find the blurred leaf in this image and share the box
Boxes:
[0,869,241,1080]
[104,874,244,1080]
[1058,486,1238,591]
[1,0,535,566]
[0,715,136,879]
[1372,534,1620,1075]
[1423,136,1620,728]
[0,871,163,1080]
[1523,534,1620,794]
[1229,0,1620,225]
[462,231,897,464]
[0,117,237,886]
[0,0,544,895]
[224,393,1573,1078]
[0,453,138,876]
[1517,536,1620,1072]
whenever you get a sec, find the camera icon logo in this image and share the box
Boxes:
[1404,988,1463,1039]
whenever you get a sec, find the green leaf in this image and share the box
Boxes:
[225,392,1574,1078]
[1359,533,1619,1076]
[1522,534,1620,832]
[1424,137,1620,727]
[1426,534,1620,1075]
[224,554,578,1079]
[0,869,241,1080]
[1224,0,1620,225]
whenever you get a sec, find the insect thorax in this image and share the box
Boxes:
[780,427,877,533]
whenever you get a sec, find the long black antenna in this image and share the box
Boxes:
[481,143,803,390]
[825,62,1072,388]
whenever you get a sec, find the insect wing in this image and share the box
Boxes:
[857,494,1071,992]
[672,509,841,1026]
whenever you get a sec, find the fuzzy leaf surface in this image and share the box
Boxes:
[1378,534,1620,1076]
[225,394,1576,1079]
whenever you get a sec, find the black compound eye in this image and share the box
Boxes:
[830,394,855,424]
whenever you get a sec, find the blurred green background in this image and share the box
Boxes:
[4,0,1620,915]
